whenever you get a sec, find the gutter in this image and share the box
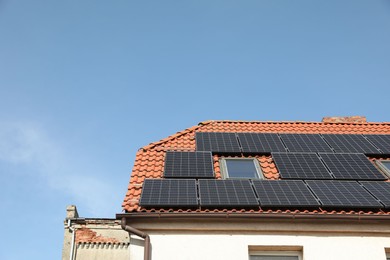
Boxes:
[121,217,150,260]
[117,212,390,221]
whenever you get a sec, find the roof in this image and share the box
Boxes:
[122,117,390,217]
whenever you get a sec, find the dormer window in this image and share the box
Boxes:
[220,158,263,179]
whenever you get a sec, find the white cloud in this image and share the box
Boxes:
[0,121,117,216]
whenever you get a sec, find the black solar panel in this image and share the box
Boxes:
[272,153,332,179]
[164,151,214,178]
[198,179,258,207]
[237,133,286,153]
[252,180,320,207]
[279,134,333,153]
[319,153,386,180]
[360,181,390,208]
[196,132,241,153]
[365,135,390,154]
[139,179,198,208]
[322,134,380,154]
[306,180,382,208]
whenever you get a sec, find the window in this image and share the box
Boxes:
[376,160,390,178]
[250,256,298,260]
[220,158,263,179]
[385,247,390,259]
[249,246,302,260]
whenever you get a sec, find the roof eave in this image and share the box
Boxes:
[116,212,390,221]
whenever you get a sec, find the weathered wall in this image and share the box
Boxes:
[62,206,129,260]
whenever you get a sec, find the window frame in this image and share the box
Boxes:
[220,157,263,179]
[249,246,303,260]
[249,252,301,260]
[376,160,390,178]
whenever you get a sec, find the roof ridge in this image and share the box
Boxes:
[198,120,390,125]
[140,119,390,151]
[141,121,214,151]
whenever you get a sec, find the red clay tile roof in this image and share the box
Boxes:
[122,119,390,215]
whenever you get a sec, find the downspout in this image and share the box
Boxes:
[121,217,151,260]
[67,219,76,260]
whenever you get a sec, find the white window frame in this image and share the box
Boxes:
[220,158,263,179]
[249,245,303,260]
[249,252,301,260]
[376,160,390,178]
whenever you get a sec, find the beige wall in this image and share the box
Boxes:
[75,243,130,260]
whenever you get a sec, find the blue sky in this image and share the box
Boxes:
[1,0,390,259]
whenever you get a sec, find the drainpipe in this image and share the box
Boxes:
[121,217,151,260]
[67,219,76,260]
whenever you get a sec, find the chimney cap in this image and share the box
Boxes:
[322,116,367,124]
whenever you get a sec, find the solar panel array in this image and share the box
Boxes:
[272,153,332,179]
[322,134,379,154]
[365,135,390,154]
[139,131,390,211]
[195,132,390,154]
[319,153,386,180]
[360,181,390,209]
[253,180,320,207]
[237,133,286,153]
[198,179,258,207]
[164,151,214,178]
[139,179,198,208]
[139,178,390,209]
[279,134,333,153]
[196,132,241,153]
[306,180,382,208]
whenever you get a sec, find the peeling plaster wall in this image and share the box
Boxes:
[62,219,129,260]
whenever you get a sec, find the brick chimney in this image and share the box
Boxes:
[322,116,367,124]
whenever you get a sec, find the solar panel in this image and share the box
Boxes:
[139,179,198,208]
[198,179,259,207]
[306,180,382,209]
[196,132,241,153]
[319,153,386,180]
[272,153,332,179]
[322,134,380,154]
[164,151,214,178]
[365,135,390,154]
[360,181,390,208]
[279,134,333,153]
[252,180,320,207]
[237,133,286,153]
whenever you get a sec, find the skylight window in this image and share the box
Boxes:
[377,160,390,178]
[220,158,263,179]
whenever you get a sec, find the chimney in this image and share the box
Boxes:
[322,116,367,124]
[66,205,79,219]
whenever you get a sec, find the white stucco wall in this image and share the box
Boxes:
[128,218,390,260]
[131,233,389,260]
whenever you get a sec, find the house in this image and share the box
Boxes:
[63,116,390,260]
